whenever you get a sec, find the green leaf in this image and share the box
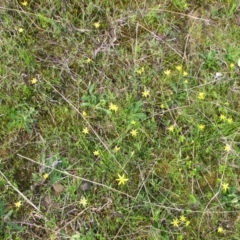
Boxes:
[81,102,93,107]
[95,107,111,114]
[134,112,146,120]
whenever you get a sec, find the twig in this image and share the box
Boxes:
[0,170,40,212]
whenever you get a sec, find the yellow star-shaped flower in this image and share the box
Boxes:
[197,124,205,131]
[136,67,145,75]
[31,78,38,84]
[116,174,128,185]
[160,103,165,109]
[142,89,150,98]
[86,58,91,63]
[168,125,174,132]
[222,183,229,192]
[109,103,118,112]
[21,1,28,6]
[79,197,87,207]
[114,146,120,152]
[14,201,22,208]
[179,215,186,222]
[130,129,138,137]
[176,65,182,71]
[43,173,49,180]
[220,114,226,120]
[93,22,100,28]
[217,226,223,233]
[82,127,89,134]
[183,71,188,76]
[18,28,24,33]
[185,220,190,226]
[164,69,171,76]
[82,111,87,117]
[197,92,205,100]
[93,150,100,156]
[171,218,179,227]
[224,144,231,152]
[227,118,233,124]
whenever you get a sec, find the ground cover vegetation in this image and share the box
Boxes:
[1,0,240,239]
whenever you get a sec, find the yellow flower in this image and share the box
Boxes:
[142,89,150,97]
[224,144,231,152]
[136,67,145,75]
[93,22,100,28]
[43,173,49,180]
[168,125,174,132]
[171,218,179,227]
[79,197,87,207]
[217,226,224,233]
[197,92,205,100]
[82,127,89,134]
[109,103,118,112]
[116,174,128,185]
[179,215,186,222]
[18,28,24,33]
[185,220,190,226]
[131,120,136,125]
[220,114,226,120]
[227,118,233,124]
[222,183,229,192]
[183,71,188,76]
[130,129,138,136]
[93,150,100,156]
[86,58,91,63]
[183,79,188,84]
[31,78,38,84]
[160,103,165,109]
[164,69,171,76]
[82,111,87,117]
[197,124,205,131]
[176,65,182,71]
[230,63,235,69]
[14,201,22,208]
[114,146,120,152]
[21,1,28,6]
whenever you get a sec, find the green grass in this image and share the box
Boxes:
[1,0,240,239]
